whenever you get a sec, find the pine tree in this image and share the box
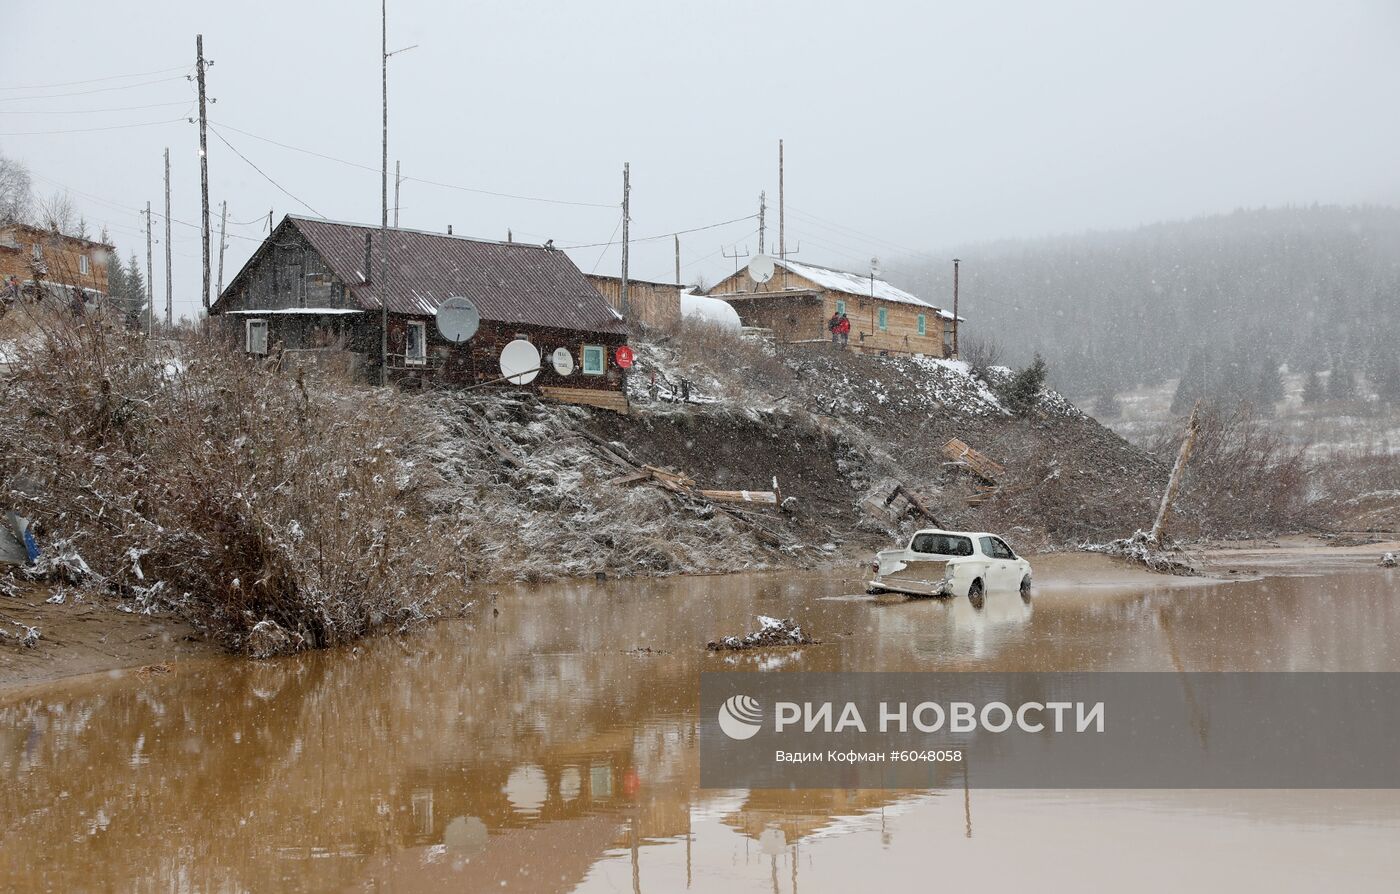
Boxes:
[1254,353,1284,414]
[1092,383,1122,419]
[999,354,1048,416]
[1327,357,1357,402]
[1302,369,1324,404]
[121,252,147,329]
[1375,355,1400,405]
[1171,351,1207,415]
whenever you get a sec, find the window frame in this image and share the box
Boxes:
[404,320,427,367]
[30,243,42,261]
[79,253,90,275]
[245,318,269,355]
[917,313,926,336]
[834,299,846,315]
[877,306,888,331]
[581,344,606,376]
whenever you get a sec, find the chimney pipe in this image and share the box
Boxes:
[447,224,453,235]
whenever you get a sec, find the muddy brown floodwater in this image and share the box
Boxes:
[3,549,1400,892]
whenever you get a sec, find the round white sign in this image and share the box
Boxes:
[551,347,574,376]
[499,338,540,385]
[436,296,480,343]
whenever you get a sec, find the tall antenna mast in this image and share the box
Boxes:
[196,34,211,311]
[778,139,788,289]
[758,191,766,255]
[952,258,961,358]
[163,147,172,328]
[215,200,228,299]
[144,201,154,337]
[394,159,402,227]
[620,162,630,319]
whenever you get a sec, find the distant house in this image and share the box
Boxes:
[211,216,630,410]
[0,223,112,305]
[585,274,683,329]
[706,258,959,357]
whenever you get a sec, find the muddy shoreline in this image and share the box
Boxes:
[4,535,1395,698]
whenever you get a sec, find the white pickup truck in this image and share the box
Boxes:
[868,529,1032,607]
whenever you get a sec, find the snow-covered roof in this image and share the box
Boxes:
[779,259,932,308]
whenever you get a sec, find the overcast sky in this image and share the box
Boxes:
[4,0,1399,320]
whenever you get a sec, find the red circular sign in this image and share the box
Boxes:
[615,345,635,369]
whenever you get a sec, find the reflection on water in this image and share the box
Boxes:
[2,563,1399,891]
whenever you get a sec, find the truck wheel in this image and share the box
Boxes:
[968,578,985,610]
[1020,575,1032,603]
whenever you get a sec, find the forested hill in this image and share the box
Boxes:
[899,206,1400,404]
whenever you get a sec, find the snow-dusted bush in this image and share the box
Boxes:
[0,307,467,655]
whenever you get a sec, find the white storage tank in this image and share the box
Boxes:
[680,289,742,330]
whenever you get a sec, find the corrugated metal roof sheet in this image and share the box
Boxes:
[288,216,627,335]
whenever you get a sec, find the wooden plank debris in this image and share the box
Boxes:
[539,386,630,415]
[942,438,1006,483]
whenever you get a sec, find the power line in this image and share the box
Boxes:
[209,126,326,219]
[0,100,191,115]
[208,120,616,209]
[0,65,189,91]
[0,74,191,102]
[0,116,188,136]
[559,213,758,250]
[590,214,624,274]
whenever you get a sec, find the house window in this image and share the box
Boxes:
[917,313,926,336]
[79,254,90,275]
[246,319,268,355]
[30,243,41,260]
[581,344,606,376]
[834,299,846,315]
[878,307,888,331]
[405,321,427,366]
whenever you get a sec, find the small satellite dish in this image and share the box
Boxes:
[499,338,540,385]
[748,254,775,284]
[551,347,574,376]
[435,296,480,344]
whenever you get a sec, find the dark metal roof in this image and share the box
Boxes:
[287,216,627,335]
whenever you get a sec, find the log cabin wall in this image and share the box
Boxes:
[708,265,954,357]
[384,317,628,391]
[586,275,681,329]
[0,224,112,296]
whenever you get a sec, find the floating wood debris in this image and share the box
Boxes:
[942,438,1006,484]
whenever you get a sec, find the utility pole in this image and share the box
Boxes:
[778,139,786,290]
[620,162,630,319]
[952,258,960,357]
[674,234,680,285]
[758,190,766,254]
[163,147,172,328]
[379,0,389,386]
[144,202,154,337]
[215,200,228,298]
[393,159,401,227]
[196,33,211,311]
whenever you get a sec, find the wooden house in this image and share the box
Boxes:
[585,274,683,329]
[211,216,630,411]
[706,258,959,357]
[1,223,112,304]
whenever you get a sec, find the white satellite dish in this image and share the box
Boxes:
[551,346,574,376]
[748,253,775,284]
[435,296,480,344]
[499,339,540,385]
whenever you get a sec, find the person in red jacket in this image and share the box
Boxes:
[834,312,851,347]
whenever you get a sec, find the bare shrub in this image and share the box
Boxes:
[959,334,1004,375]
[1150,402,1310,535]
[0,305,468,655]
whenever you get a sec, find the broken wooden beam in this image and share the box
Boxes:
[942,437,1006,483]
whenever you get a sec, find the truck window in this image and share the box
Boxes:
[912,533,973,556]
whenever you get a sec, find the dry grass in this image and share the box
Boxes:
[0,301,469,656]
